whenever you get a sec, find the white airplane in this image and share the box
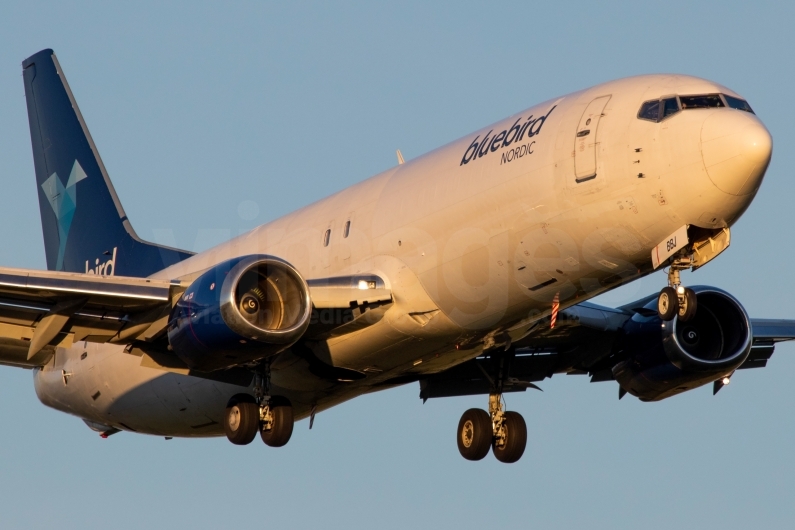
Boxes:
[2,48,791,463]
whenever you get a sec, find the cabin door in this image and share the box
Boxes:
[574,95,611,183]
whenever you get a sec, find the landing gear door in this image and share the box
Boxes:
[574,95,611,183]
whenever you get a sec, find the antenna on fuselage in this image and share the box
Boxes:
[396,149,405,165]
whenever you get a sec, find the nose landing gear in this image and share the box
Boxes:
[657,257,697,322]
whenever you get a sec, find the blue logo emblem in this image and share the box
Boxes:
[40,160,87,270]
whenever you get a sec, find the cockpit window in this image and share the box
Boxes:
[662,97,680,119]
[723,94,755,114]
[638,100,661,122]
[679,94,725,109]
[638,97,680,123]
[639,93,754,122]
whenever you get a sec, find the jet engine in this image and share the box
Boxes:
[167,255,312,372]
[613,287,751,401]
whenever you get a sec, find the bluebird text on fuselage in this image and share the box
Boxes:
[460,105,556,166]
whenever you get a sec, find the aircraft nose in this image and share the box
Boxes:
[701,111,773,196]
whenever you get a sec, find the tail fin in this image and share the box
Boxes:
[21,49,193,277]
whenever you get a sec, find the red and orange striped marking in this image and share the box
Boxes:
[551,292,560,329]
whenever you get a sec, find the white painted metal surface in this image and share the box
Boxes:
[574,95,611,182]
[2,71,776,437]
[652,225,689,269]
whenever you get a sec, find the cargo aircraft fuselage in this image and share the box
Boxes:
[4,50,782,463]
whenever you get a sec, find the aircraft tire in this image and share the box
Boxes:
[224,395,259,445]
[657,287,679,321]
[260,396,294,447]
[678,288,698,322]
[492,411,527,464]
[457,408,491,461]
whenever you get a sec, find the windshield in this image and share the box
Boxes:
[679,94,725,109]
[637,97,680,123]
[662,97,680,119]
[723,94,754,113]
[638,93,755,122]
[638,100,661,122]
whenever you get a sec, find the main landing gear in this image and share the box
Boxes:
[456,349,528,463]
[657,256,697,322]
[457,393,527,463]
[223,367,294,447]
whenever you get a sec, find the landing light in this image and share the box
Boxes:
[677,286,685,295]
[722,377,731,385]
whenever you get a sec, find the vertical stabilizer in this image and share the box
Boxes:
[22,49,193,277]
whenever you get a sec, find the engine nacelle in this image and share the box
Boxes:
[167,255,311,372]
[613,287,752,401]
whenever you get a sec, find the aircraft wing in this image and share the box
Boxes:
[745,318,795,341]
[0,267,181,367]
[742,319,795,369]
[0,266,392,369]
[419,302,795,400]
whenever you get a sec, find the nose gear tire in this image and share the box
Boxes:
[457,408,491,461]
[224,396,259,445]
[492,411,527,464]
[657,286,679,321]
[678,287,698,322]
[260,396,294,447]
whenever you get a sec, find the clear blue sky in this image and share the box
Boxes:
[2,2,795,528]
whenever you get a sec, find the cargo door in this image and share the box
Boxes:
[574,95,611,183]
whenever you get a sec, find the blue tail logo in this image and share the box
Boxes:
[24,49,194,276]
[40,160,87,271]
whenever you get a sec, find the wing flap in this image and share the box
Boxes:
[0,322,66,368]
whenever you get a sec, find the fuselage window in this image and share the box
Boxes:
[679,94,725,109]
[662,97,680,119]
[323,229,331,247]
[343,220,351,238]
[637,100,661,122]
[723,94,755,114]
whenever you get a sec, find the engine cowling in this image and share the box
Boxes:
[613,287,752,401]
[167,255,311,372]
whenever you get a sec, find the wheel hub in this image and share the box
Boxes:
[228,406,241,431]
[461,420,474,448]
[659,294,670,313]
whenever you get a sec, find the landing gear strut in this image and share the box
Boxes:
[259,395,294,447]
[456,350,528,463]
[222,363,294,447]
[488,393,527,463]
[657,256,697,322]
